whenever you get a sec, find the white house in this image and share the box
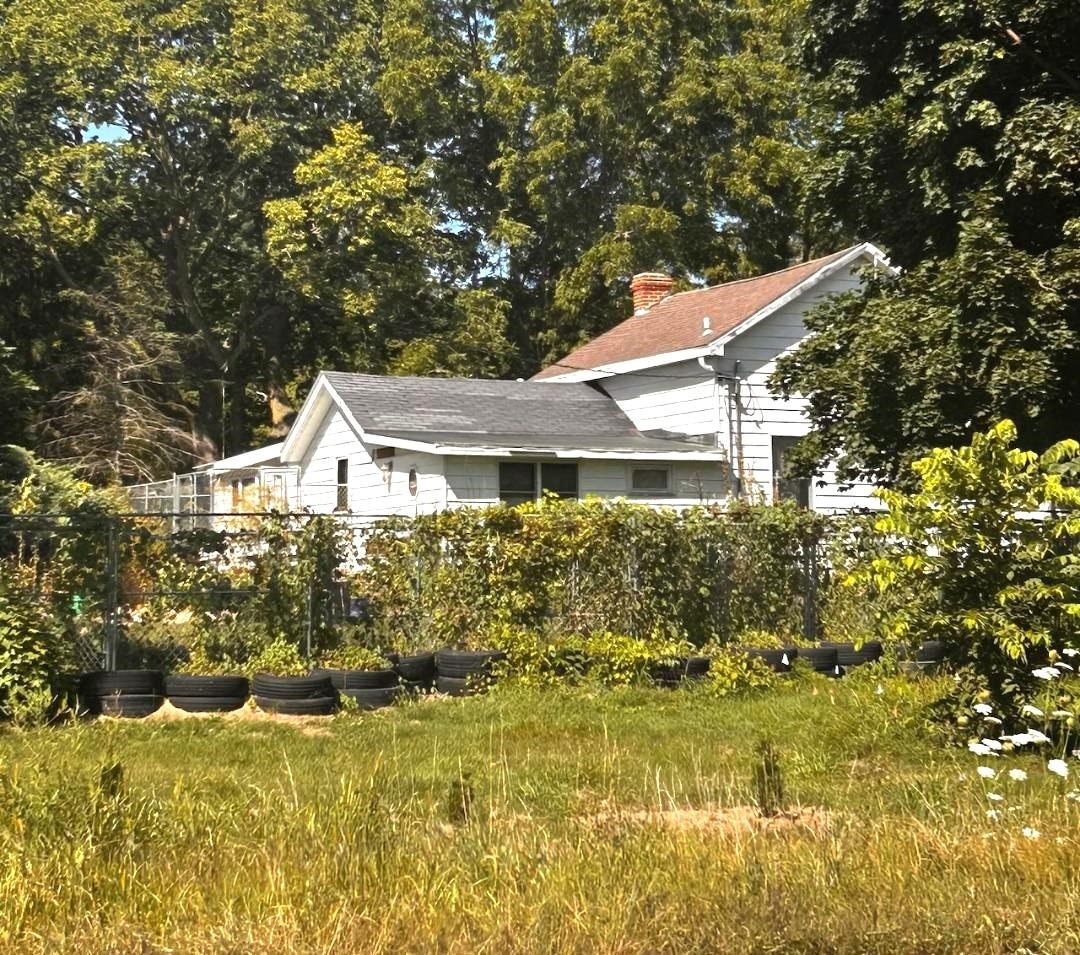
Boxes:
[276,372,730,516]
[534,241,893,512]
[137,241,891,520]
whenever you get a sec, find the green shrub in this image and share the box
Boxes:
[699,650,776,697]
[318,645,391,671]
[0,569,74,697]
[246,638,308,676]
[849,420,1080,732]
[357,499,826,649]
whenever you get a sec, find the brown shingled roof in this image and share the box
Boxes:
[534,247,856,379]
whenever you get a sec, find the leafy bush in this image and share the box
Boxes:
[0,568,75,697]
[357,499,826,648]
[246,638,308,677]
[318,645,391,671]
[850,420,1080,731]
[699,650,776,698]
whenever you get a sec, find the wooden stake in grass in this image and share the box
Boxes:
[446,773,474,825]
[753,738,784,817]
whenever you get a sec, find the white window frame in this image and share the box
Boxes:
[499,460,579,504]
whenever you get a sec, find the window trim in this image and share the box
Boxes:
[771,435,811,509]
[498,460,579,505]
[627,464,673,497]
[335,458,349,511]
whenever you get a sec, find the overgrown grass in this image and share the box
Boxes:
[2,674,1079,953]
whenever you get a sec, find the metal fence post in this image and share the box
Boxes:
[103,516,120,670]
[802,530,819,643]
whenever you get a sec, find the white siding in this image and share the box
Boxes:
[444,456,731,508]
[600,360,720,439]
[298,405,450,517]
[363,450,446,516]
[593,260,884,514]
[722,265,881,511]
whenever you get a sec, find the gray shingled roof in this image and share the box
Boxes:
[319,372,715,455]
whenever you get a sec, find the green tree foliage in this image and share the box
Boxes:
[0,0,828,475]
[851,420,1080,726]
[775,0,1080,485]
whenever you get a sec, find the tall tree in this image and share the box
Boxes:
[774,0,1080,485]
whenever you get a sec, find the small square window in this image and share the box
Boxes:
[630,466,671,494]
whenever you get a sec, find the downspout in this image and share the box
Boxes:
[697,356,722,450]
[732,360,743,499]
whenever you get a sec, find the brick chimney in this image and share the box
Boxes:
[630,272,674,315]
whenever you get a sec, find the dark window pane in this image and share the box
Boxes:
[499,462,536,504]
[336,458,349,510]
[541,463,578,498]
[631,467,670,492]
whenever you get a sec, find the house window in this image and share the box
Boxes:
[541,463,578,499]
[499,462,536,506]
[772,436,810,508]
[499,462,579,505]
[630,466,672,495]
[336,458,349,511]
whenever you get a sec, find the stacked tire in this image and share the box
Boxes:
[165,675,249,713]
[652,656,711,687]
[80,670,164,717]
[796,646,840,677]
[395,652,437,694]
[435,649,507,696]
[821,640,884,670]
[252,673,338,715]
[901,640,945,676]
[743,647,798,674]
[312,667,401,710]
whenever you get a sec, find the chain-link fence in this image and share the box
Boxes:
[1,506,850,675]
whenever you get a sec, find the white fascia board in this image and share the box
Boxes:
[399,444,725,461]
[362,433,724,461]
[280,373,369,463]
[202,442,286,473]
[708,242,896,354]
[540,345,715,382]
[361,433,443,455]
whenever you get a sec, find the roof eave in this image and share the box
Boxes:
[367,439,725,461]
[538,345,716,382]
[710,241,894,352]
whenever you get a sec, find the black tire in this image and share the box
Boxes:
[744,648,796,673]
[435,649,507,679]
[165,675,249,699]
[435,675,471,697]
[395,651,436,683]
[254,695,338,715]
[795,646,839,674]
[820,642,880,668]
[341,686,402,710]
[652,656,709,686]
[400,678,433,694]
[251,673,335,700]
[81,669,163,696]
[901,659,941,677]
[168,695,248,713]
[917,640,945,662]
[98,693,164,718]
[310,667,398,691]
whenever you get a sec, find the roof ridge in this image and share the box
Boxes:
[656,246,855,303]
